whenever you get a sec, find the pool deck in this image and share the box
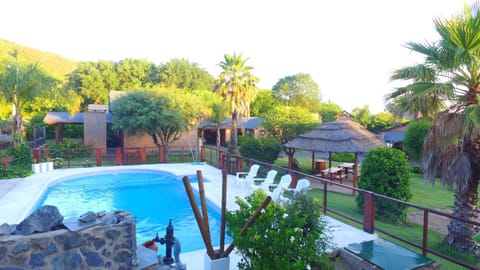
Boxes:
[0,163,377,270]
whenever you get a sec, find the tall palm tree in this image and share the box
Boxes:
[0,50,50,148]
[215,53,259,154]
[388,2,480,250]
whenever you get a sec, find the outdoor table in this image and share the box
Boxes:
[338,162,355,174]
[319,167,346,183]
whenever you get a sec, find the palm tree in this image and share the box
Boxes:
[388,2,480,250]
[0,50,51,148]
[215,53,259,155]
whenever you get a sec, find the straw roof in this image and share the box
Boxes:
[283,119,385,153]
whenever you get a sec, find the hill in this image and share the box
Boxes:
[0,39,77,80]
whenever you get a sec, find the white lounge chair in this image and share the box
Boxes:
[250,170,278,191]
[268,174,292,192]
[266,174,292,202]
[235,164,260,185]
[287,178,311,194]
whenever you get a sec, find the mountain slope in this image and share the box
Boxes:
[0,39,77,80]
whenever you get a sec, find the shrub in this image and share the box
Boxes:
[356,147,411,224]
[403,120,431,161]
[331,152,355,162]
[238,136,281,164]
[226,191,334,270]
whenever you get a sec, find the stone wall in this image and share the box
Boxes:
[0,210,137,269]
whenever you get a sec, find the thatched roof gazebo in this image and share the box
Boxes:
[283,118,386,189]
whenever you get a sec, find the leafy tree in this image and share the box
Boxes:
[387,3,480,249]
[215,53,259,154]
[356,148,411,224]
[365,112,396,134]
[318,101,343,122]
[403,120,431,161]
[272,73,321,112]
[111,90,197,155]
[250,90,282,117]
[116,58,156,90]
[262,105,318,143]
[66,61,111,108]
[157,58,214,90]
[0,50,55,148]
[351,105,371,126]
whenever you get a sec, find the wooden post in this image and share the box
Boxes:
[95,148,102,166]
[201,145,205,161]
[182,176,216,259]
[353,152,359,195]
[363,192,375,233]
[159,146,165,163]
[115,147,122,165]
[141,147,147,163]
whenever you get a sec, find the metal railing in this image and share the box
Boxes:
[31,144,479,269]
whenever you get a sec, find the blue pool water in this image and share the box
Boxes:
[36,169,229,253]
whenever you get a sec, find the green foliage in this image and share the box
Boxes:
[111,90,200,151]
[157,58,214,90]
[238,136,281,164]
[410,165,424,174]
[356,147,411,224]
[0,142,32,179]
[351,105,371,125]
[272,73,322,112]
[331,152,355,162]
[261,105,318,143]
[403,120,431,161]
[50,139,90,159]
[226,191,333,270]
[318,101,343,122]
[365,112,396,133]
[250,90,282,117]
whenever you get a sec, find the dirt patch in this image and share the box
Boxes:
[408,210,452,235]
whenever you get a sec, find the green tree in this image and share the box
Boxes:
[403,120,431,161]
[157,58,214,90]
[356,148,411,224]
[111,90,196,155]
[366,112,396,134]
[272,73,321,112]
[388,3,480,249]
[318,101,343,122]
[262,105,318,143]
[351,105,371,126]
[215,53,259,154]
[116,58,156,90]
[66,61,110,108]
[0,50,55,148]
[250,90,282,117]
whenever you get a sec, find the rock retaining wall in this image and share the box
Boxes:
[0,210,137,269]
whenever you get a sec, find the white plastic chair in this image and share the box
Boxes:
[235,164,260,185]
[250,170,278,191]
[268,174,292,192]
[288,178,311,194]
[266,174,292,202]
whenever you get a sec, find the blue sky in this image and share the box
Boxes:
[0,0,469,113]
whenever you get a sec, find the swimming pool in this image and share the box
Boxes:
[35,169,229,253]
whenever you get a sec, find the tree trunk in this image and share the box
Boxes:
[446,178,479,249]
[446,137,480,250]
[229,110,239,155]
[12,111,22,148]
